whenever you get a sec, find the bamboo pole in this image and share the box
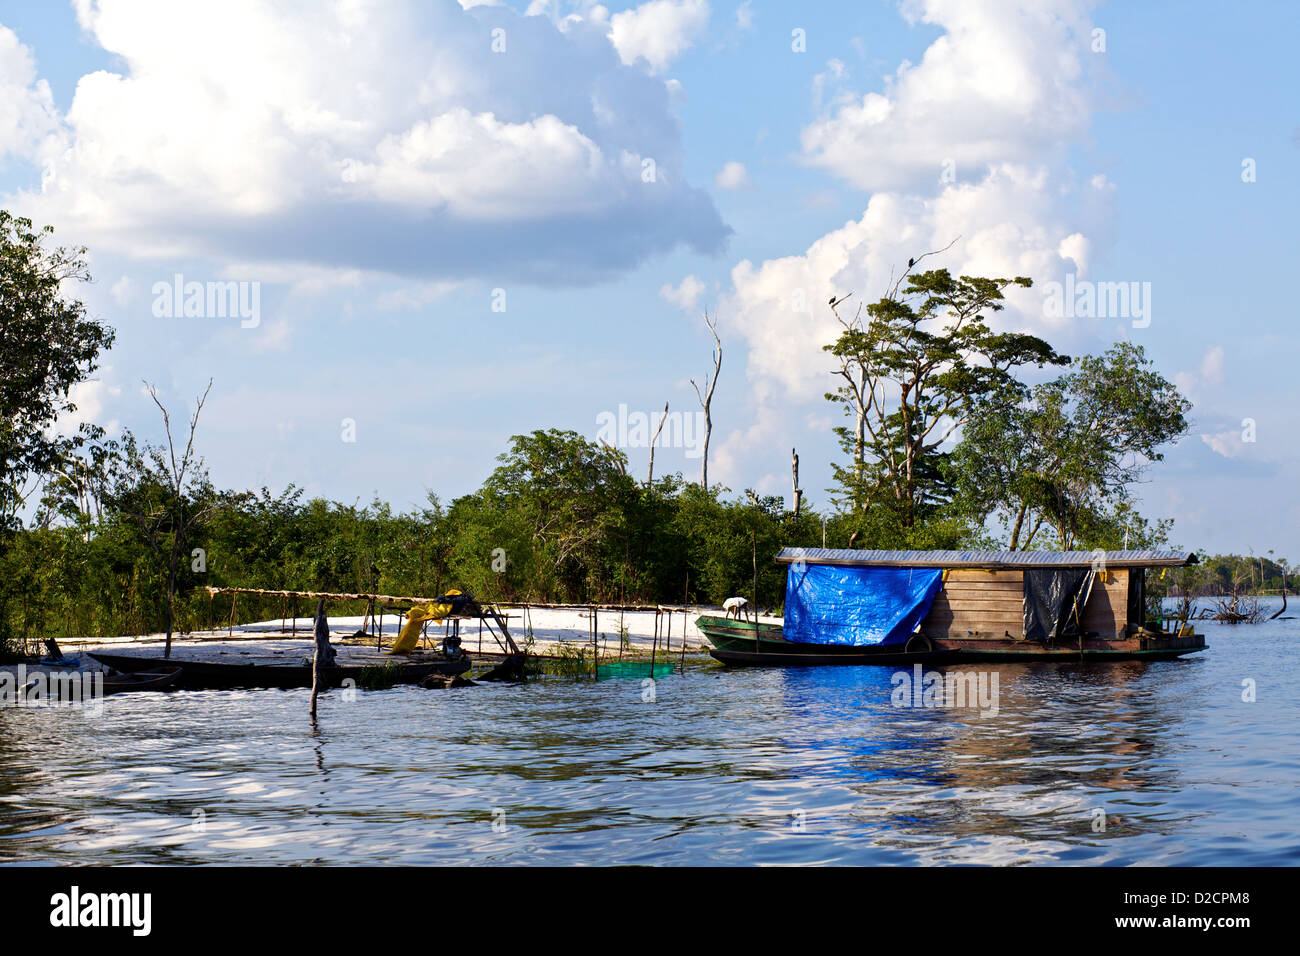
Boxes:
[201,586,685,614]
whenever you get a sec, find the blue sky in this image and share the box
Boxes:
[1,0,1296,559]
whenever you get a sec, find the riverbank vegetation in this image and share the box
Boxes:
[2,214,1274,654]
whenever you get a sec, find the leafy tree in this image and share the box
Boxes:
[824,266,1066,527]
[475,429,638,601]
[952,342,1190,549]
[0,211,115,528]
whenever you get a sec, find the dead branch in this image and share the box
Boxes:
[689,309,722,488]
[646,400,669,486]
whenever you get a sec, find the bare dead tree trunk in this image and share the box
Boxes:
[646,401,669,487]
[146,378,213,658]
[690,310,721,490]
[791,447,803,516]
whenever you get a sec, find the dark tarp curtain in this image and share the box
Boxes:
[1023,569,1096,641]
[784,564,944,646]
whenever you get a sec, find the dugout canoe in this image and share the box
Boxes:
[88,651,471,690]
[101,666,183,694]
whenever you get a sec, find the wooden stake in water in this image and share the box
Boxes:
[680,610,687,674]
[309,598,335,721]
[651,608,660,675]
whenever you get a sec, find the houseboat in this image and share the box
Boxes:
[698,549,1205,666]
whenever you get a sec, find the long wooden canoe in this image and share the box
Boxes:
[102,666,182,694]
[89,651,471,690]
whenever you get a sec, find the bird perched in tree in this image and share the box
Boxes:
[828,295,837,305]
[908,257,915,269]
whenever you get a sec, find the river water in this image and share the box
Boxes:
[2,604,1296,865]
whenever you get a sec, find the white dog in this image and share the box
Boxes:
[723,596,749,619]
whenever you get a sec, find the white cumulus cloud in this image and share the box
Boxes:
[714,160,751,189]
[609,0,710,73]
[713,0,1110,487]
[801,0,1096,192]
[0,25,60,165]
[2,0,726,285]
[660,273,706,312]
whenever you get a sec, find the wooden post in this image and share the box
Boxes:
[377,603,384,651]
[650,609,658,674]
[753,531,761,651]
[228,593,237,637]
[310,598,335,721]
[791,447,802,517]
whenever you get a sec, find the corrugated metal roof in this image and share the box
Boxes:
[774,548,1197,570]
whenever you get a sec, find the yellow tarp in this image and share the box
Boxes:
[386,590,461,654]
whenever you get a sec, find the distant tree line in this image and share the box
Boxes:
[1169,553,1293,598]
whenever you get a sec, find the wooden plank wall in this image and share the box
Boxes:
[1080,569,1128,639]
[921,569,1023,640]
[920,567,1131,640]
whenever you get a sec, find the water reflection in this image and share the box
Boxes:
[0,615,1297,865]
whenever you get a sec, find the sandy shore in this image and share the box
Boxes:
[7,605,781,670]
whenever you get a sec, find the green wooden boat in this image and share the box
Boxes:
[697,615,954,666]
[697,614,1207,667]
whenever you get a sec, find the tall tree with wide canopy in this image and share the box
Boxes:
[1,212,115,528]
[824,265,1067,529]
[952,342,1191,549]
[477,429,638,600]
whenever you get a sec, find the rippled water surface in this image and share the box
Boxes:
[3,609,1297,865]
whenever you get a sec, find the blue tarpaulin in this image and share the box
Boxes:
[783,564,945,646]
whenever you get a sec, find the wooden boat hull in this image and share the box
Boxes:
[697,615,1206,667]
[102,667,182,694]
[89,652,471,690]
